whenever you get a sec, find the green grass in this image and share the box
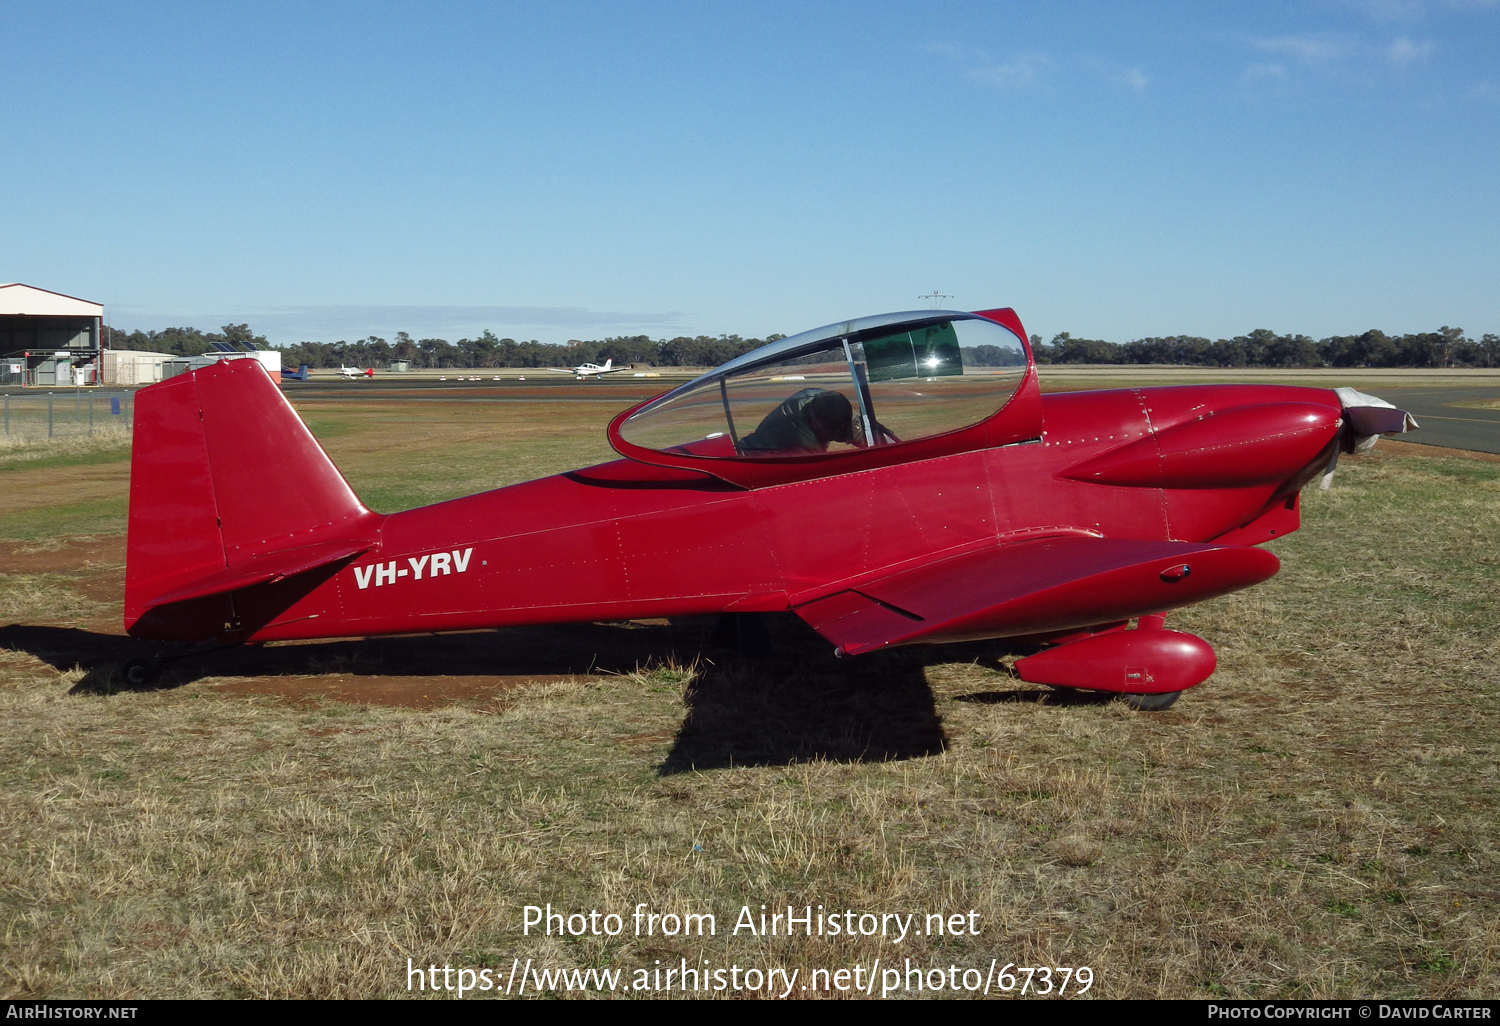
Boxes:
[294,401,618,513]
[0,498,130,541]
[0,446,130,475]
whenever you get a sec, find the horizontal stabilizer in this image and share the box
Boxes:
[143,539,372,611]
[795,535,1279,656]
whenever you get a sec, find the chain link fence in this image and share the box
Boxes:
[0,389,135,445]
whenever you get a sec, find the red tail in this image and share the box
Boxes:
[126,359,380,640]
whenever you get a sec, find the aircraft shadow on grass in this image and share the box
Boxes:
[0,615,1069,773]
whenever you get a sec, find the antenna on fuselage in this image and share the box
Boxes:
[918,291,953,309]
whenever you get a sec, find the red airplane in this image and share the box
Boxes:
[120,307,1414,708]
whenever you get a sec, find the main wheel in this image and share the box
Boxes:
[120,659,159,688]
[1121,690,1181,711]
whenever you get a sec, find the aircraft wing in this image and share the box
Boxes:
[793,535,1279,656]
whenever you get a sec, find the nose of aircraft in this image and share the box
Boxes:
[1334,387,1419,446]
[1317,387,1420,488]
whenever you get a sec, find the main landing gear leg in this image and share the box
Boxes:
[1118,614,1181,708]
[710,613,773,658]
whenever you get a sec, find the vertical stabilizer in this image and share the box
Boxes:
[126,359,378,631]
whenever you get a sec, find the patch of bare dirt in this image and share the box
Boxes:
[0,536,125,572]
[0,537,126,636]
[82,612,126,636]
[74,574,125,604]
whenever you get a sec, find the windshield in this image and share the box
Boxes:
[618,312,1028,458]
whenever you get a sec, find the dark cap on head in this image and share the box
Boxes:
[806,391,855,444]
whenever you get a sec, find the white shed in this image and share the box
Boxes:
[101,349,174,386]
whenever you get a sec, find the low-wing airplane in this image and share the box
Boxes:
[339,365,375,379]
[120,307,1415,708]
[548,357,620,379]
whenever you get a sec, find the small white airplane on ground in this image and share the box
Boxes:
[338,365,374,379]
[547,358,622,379]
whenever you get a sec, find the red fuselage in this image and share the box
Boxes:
[126,382,1337,646]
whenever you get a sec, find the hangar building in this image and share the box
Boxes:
[0,283,104,387]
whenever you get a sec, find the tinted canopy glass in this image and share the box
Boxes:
[618,311,1028,459]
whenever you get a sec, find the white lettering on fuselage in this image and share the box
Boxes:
[352,548,473,590]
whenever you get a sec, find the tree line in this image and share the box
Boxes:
[105,323,1500,370]
[104,325,787,370]
[1018,327,1500,368]
[103,323,272,357]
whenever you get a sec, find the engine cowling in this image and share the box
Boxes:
[1059,402,1342,490]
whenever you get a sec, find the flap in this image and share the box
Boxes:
[795,535,1279,656]
[144,539,372,610]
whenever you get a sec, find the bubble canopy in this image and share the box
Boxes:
[614,311,1030,467]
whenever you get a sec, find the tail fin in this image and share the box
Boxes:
[603,359,612,371]
[126,359,378,637]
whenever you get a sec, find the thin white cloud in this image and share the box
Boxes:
[921,42,967,61]
[924,43,1053,91]
[1120,66,1150,92]
[932,45,1150,95]
[1244,31,1438,84]
[1242,62,1289,82]
[964,53,1051,90]
[1466,79,1500,101]
[1080,55,1150,92]
[1386,35,1437,64]
[1251,33,1361,65]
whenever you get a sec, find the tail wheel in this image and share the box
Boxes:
[120,659,159,688]
[1121,690,1181,711]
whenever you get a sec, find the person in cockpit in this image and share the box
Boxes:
[738,387,859,455]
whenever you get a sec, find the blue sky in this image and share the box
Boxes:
[4,1,1497,345]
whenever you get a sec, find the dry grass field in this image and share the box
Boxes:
[0,387,1495,999]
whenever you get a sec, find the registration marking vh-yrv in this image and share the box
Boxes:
[353,548,474,590]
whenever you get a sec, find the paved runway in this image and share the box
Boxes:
[1367,386,1500,454]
